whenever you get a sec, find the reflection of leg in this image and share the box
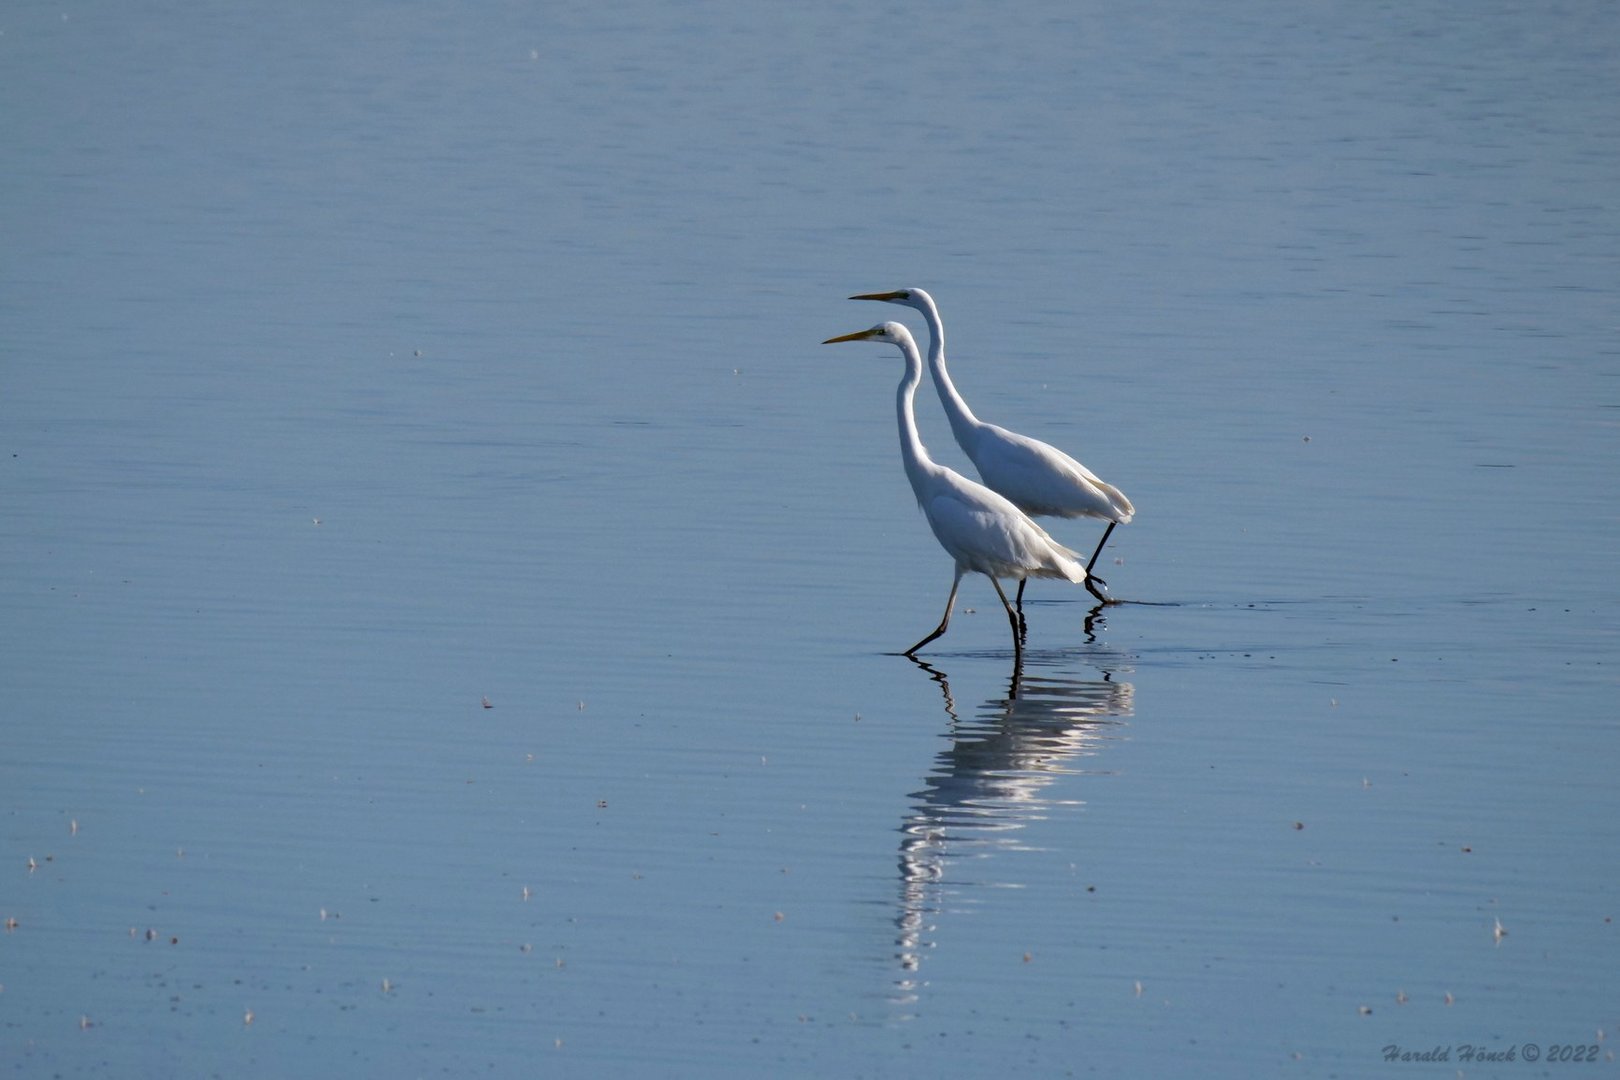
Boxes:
[905,568,964,656]
[1082,602,1106,641]
[1007,647,1024,700]
[988,576,1023,656]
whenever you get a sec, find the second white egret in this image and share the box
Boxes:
[851,288,1131,607]
[823,322,1097,656]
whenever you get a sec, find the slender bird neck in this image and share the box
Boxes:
[912,294,981,440]
[894,336,937,498]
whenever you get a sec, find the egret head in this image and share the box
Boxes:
[823,321,915,349]
[849,287,933,311]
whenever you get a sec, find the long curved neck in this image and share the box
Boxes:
[913,292,982,449]
[894,335,938,500]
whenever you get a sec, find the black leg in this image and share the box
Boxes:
[906,569,963,656]
[988,577,1023,658]
[1085,521,1118,574]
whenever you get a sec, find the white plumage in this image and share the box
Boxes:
[823,321,1092,655]
[851,288,1131,603]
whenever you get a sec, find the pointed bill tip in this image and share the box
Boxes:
[823,328,881,344]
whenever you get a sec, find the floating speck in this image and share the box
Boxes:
[243,1010,254,1026]
[1395,989,1408,1005]
[481,696,493,709]
[70,819,78,836]
[1021,951,1032,963]
[1133,980,1143,997]
[1358,1005,1373,1016]
[1494,917,1507,942]
[381,978,392,994]
[1444,992,1455,1005]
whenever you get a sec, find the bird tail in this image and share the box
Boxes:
[1051,541,1088,584]
[1100,481,1135,524]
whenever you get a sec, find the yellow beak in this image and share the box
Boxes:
[823,328,882,344]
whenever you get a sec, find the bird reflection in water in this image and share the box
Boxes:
[892,647,1133,1006]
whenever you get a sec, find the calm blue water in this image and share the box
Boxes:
[4,2,1617,1076]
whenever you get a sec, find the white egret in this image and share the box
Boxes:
[851,288,1131,607]
[823,322,1095,655]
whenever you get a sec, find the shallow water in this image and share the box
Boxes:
[4,1,1618,1076]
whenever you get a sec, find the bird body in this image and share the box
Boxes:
[824,321,1088,654]
[850,288,1132,588]
[914,467,1088,585]
[953,419,1132,522]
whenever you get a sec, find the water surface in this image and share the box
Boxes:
[3,2,1617,1076]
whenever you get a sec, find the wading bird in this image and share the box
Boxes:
[851,288,1131,608]
[823,322,1097,655]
